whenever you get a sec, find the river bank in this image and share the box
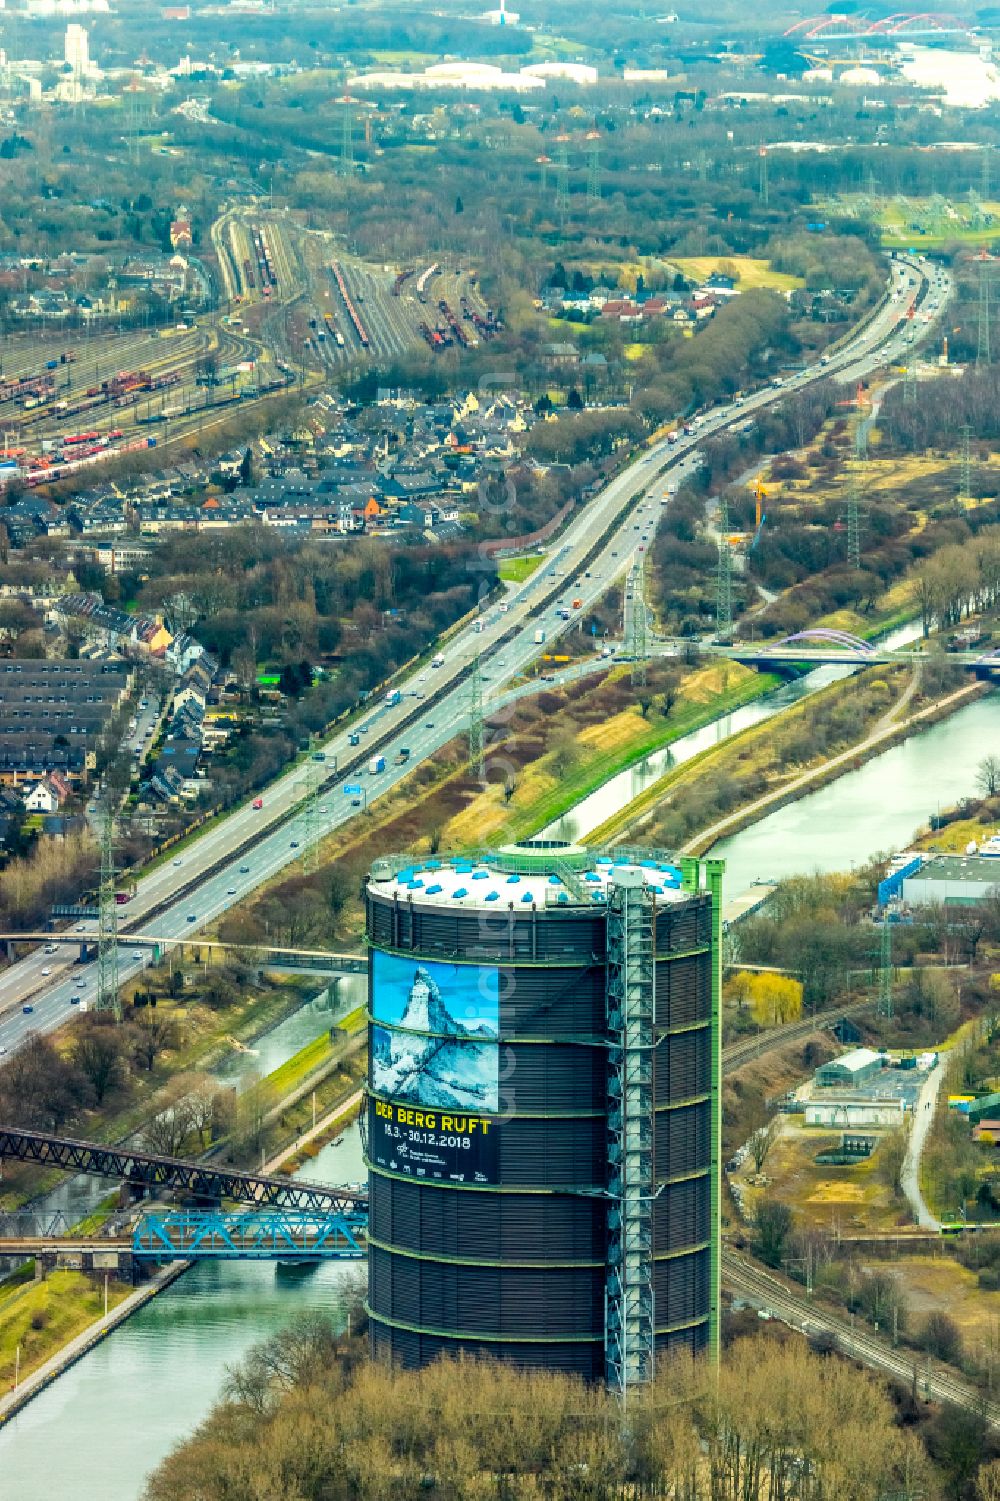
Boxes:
[680,680,986,858]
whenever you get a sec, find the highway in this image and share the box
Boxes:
[0,254,950,1053]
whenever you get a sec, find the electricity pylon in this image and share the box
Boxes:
[586,130,601,202]
[555,134,570,224]
[959,423,973,503]
[715,497,734,641]
[877,908,894,1020]
[295,749,326,873]
[97,807,121,1020]
[341,94,354,176]
[978,258,992,367]
[468,654,485,780]
[847,475,862,572]
[629,558,648,689]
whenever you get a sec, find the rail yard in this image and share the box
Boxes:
[0,207,490,486]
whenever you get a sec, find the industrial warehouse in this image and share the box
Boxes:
[363,841,723,1386]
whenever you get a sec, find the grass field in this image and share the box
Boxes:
[669,256,804,292]
[822,193,1000,248]
[442,660,777,848]
[498,554,544,584]
[740,1120,903,1233]
[0,1269,132,1389]
[884,1256,1000,1346]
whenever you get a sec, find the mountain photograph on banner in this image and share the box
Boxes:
[371,953,499,1111]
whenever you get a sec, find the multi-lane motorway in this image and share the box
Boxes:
[0,254,950,1054]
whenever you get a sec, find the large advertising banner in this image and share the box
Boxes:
[371,953,499,1113]
[367,1095,499,1185]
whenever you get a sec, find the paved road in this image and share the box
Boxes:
[901,1060,946,1231]
[0,255,950,1053]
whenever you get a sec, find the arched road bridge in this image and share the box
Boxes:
[697,628,1000,675]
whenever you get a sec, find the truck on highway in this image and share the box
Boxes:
[253,797,264,809]
[369,755,386,775]
[397,748,411,764]
[385,689,401,707]
[431,653,445,668]
[534,628,546,644]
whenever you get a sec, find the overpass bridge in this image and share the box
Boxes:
[0,933,366,976]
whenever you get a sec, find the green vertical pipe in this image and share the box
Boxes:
[704,857,725,1365]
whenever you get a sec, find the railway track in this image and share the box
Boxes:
[721,999,870,1074]
[724,1251,1000,1424]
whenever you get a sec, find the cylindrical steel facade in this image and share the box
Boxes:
[365,848,718,1380]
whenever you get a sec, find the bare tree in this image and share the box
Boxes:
[748,1116,780,1174]
[977,753,1000,799]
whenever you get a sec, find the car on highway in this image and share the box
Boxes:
[425,722,435,729]
[41,967,50,976]
[132,951,142,960]
[240,864,250,874]
[290,840,299,849]
[187,914,197,923]
[227,887,236,896]
[352,798,362,807]
[69,996,81,1006]
[45,944,57,955]
[173,858,182,866]
[22,1005,33,1014]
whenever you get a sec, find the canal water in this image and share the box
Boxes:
[712,693,1000,895]
[0,1124,367,1501]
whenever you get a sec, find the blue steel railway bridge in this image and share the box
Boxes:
[0,1126,368,1272]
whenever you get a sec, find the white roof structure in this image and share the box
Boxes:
[349,62,545,92]
[521,62,598,85]
[368,844,690,913]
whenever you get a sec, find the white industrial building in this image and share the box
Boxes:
[902,850,1000,907]
[805,1097,907,1129]
[521,62,598,85]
